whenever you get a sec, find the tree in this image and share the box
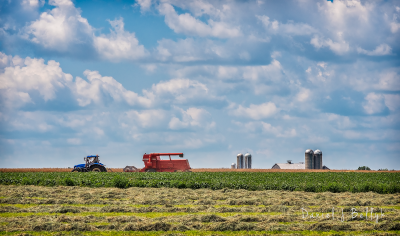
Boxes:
[358,166,371,170]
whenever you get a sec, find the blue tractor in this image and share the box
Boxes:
[72,155,107,172]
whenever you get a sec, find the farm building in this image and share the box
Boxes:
[271,160,330,169]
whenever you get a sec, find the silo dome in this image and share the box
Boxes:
[314,149,322,154]
[305,149,314,154]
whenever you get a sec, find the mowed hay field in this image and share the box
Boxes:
[0,185,400,235]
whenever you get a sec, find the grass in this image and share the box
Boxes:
[0,230,400,235]
[0,185,399,235]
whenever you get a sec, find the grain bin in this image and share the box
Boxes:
[237,153,244,169]
[244,153,252,169]
[231,163,236,169]
[314,149,322,169]
[305,149,314,169]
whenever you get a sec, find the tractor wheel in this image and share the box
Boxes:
[146,169,157,172]
[71,169,79,172]
[100,166,107,172]
[90,165,102,172]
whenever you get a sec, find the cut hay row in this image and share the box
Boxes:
[1,168,398,173]
[0,185,399,235]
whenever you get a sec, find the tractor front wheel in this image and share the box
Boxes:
[71,168,79,172]
[146,169,157,172]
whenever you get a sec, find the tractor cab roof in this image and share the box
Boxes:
[87,155,99,158]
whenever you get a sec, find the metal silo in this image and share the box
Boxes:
[245,153,252,169]
[314,149,322,169]
[305,149,314,169]
[231,163,236,169]
[237,153,243,169]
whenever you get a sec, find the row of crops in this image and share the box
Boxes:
[0,172,399,193]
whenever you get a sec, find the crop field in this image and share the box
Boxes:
[0,185,399,235]
[1,168,399,173]
[0,172,399,193]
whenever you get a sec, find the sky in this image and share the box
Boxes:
[0,0,399,170]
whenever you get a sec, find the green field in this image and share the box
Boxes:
[0,172,399,193]
[0,185,399,235]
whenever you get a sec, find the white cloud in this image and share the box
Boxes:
[124,109,167,128]
[357,44,392,56]
[135,0,152,12]
[94,18,147,61]
[363,92,385,114]
[384,94,400,112]
[67,138,81,145]
[158,3,240,38]
[376,71,400,91]
[23,1,146,61]
[22,0,44,8]
[0,54,153,109]
[169,107,213,130]
[144,78,223,106]
[257,15,316,35]
[310,35,350,55]
[74,70,151,107]
[230,102,278,120]
[296,88,311,102]
[0,56,73,108]
[23,0,92,51]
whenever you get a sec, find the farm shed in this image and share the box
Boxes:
[271,162,305,169]
[271,161,330,170]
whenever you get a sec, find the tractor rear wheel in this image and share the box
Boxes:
[146,169,157,172]
[90,165,103,172]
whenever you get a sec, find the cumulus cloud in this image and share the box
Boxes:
[230,102,278,120]
[384,94,400,111]
[357,44,392,56]
[0,53,227,111]
[363,92,386,114]
[135,0,153,12]
[310,35,350,55]
[0,55,73,108]
[94,18,148,61]
[23,0,92,51]
[143,78,225,107]
[169,107,214,130]
[158,3,241,38]
[257,15,317,35]
[22,0,146,61]
[74,70,151,107]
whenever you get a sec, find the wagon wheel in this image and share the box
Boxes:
[146,169,157,172]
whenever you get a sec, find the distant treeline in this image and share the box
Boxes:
[0,172,399,194]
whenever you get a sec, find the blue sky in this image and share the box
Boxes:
[0,0,399,170]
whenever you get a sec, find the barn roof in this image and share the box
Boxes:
[271,163,305,169]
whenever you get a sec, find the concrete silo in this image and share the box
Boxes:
[237,153,244,169]
[314,149,322,169]
[245,153,252,169]
[305,149,314,169]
